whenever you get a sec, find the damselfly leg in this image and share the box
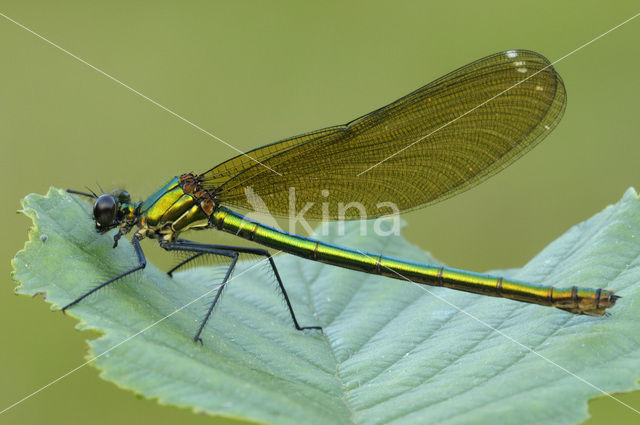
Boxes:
[162,239,322,341]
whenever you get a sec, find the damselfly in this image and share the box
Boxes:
[66,50,617,343]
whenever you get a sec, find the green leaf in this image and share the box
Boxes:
[12,188,640,425]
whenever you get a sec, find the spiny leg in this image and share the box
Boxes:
[62,235,147,311]
[167,252,205,277]
[168,239,322,332]
[162,241,240,343]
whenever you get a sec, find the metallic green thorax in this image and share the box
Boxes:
[126,172,616,317]
[136,176,209,242]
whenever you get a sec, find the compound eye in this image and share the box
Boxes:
[110,189,131,204]
[93,194,118,228]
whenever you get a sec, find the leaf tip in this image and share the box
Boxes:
[622,187,639,201]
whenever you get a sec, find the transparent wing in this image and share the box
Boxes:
[200,50,566,219]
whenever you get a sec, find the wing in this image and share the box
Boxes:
[200,50,566,219]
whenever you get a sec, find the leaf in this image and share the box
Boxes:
[11,188,640,425]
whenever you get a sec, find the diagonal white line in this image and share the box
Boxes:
[357,11,640,176]
[0,11,282,177]
[353,247,640,416]
[0,252,283,416]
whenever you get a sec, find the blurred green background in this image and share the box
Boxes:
[2,1,639,424]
